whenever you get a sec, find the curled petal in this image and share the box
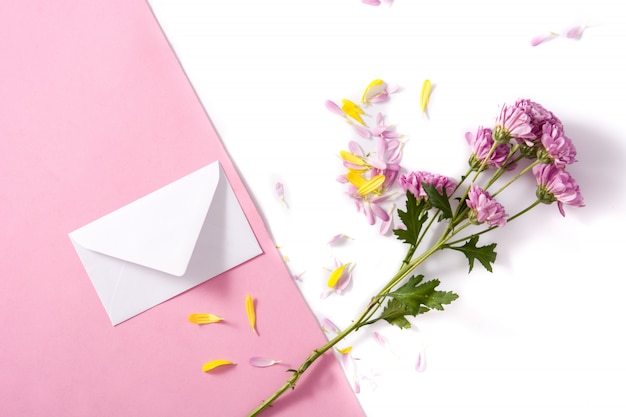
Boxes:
[249,357,282,367]
[420,79,432,114]
[202,359,235,372]
[188,313,224,324]
[245,294,257,334]
[361,79,385,103]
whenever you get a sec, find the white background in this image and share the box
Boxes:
[148,1,626,415]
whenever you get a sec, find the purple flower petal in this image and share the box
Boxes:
[565,25,585,40]
[325,100,346,117]
[361,0,381,6]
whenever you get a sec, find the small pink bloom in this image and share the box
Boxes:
[465,126,511,169]
[466,183,507,227]
[532,163,584,216]
[398,171,457,200]
[538,123,577,168]
[493,104,533,143]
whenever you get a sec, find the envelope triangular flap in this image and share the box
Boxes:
[70,162,222,276]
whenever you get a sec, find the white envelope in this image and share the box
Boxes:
[69,161,262,325]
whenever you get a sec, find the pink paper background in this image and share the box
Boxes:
[0,1,363,416]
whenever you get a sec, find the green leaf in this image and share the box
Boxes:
[447,235,497,272]
[393,191,429,246]
[380,275,459,329]
[423,183,453,220]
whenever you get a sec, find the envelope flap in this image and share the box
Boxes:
[69,162,222,276]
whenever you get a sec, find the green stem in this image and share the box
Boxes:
[491,160,540,198]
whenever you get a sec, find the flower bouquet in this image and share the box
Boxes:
[248,82,584,416]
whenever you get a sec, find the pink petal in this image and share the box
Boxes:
[565,25,585,40]
[351,123,371,139]
[249,357,282,368]
[348,140,365,156]
[361,0,381,5]
[415,350,426,372]
[530,32,558,47]
[373,331,389,349]
[321,317,340,334]
[325,100,346,117]
[370,202,390,222]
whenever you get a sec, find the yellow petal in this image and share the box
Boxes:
[327,263,349,288]
[339,150,368,167]
[188,313,224,324]
[361,79,384,103]
[420,79,432,114]
[341,99,365,125]
[336,346,353,355]
[357,174,385,196]
[345,171,367,189]
[202,359,236,373]
[245,294,257,334]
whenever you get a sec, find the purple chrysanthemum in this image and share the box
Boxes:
[538,122,577,168]
[465,183,508,227]
[532,163,584,216]
[398,171,457,200]
[513,99,563,142]
[493,104,534,143]
[465,126,511,169]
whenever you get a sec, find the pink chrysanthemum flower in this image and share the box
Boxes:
[537,122,577,168]
[532,163,584,216]
[465,183,507,227]
[493,104,534,144]
[398,171,457,200]
[513,99,564,145]
[465,126,511,170]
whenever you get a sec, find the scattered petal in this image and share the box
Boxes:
[275,182,288,207]
[336,346,353,355]
[372,331,389,349]
[327,263,349,288]
[321,317,340,334]
[565,25,586,40]
[340,150,368,167]
[361,79,386,104]
[249,357,282,367]
[327,234,352,245]
[341,99,366,125]
[357,174,385,196]
[245,294,257,334]
[420,79,432,114]
[202,359,235,373]
[415,350,426,372]
[325,100,346,117]
[362,0,381,5]
[188,313,224,324]
[292,271,305,281]
[530,32,558,46]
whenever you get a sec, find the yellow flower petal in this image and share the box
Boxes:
[357,174,385,196]
[361,79,384,104]
[188,313,224,324]
[340,150,368,167]
[341,99,365,125]
[420,79,432,114]
[202,359,236,373]
[336,346,353,355]
[245,294,257,334]
[345,171,367,189]
[327,263,349,288]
